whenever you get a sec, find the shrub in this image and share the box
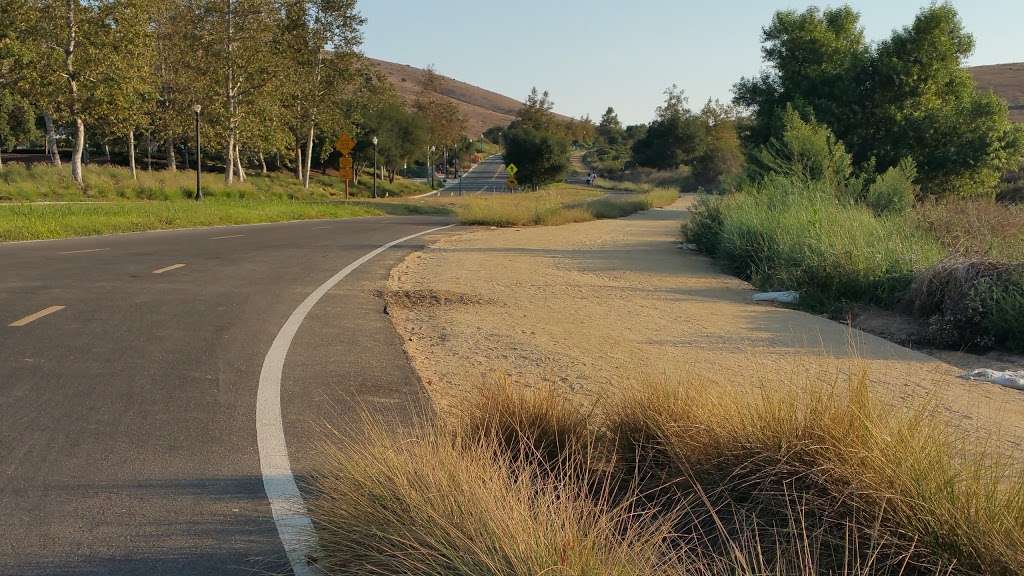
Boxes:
[748,108,853,191]
[910,260,1024,352]
[685,177,944,309]
[503,125,570,189]
[691,121,745,191]
[912,198,1024,261]
[682,194,724,254]
[865,157,918,215]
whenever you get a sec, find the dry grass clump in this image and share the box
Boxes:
[453,187,677,227]
[308,377,1024,575]
[607,379,1024,575]
[307,418,678,576]
[912,199,1024,261]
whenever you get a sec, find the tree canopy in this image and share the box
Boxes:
[734,3,1023,197]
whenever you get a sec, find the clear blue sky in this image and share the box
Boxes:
[361,0,1024,127]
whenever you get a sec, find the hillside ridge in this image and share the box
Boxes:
[968,62,1024,122]
[368,58,523,138]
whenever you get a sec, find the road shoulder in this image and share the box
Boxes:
[385,198,1024,452]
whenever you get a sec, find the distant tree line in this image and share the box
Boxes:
[0,0,468,189]
[589,4,1022,199]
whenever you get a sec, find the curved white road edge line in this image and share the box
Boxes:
[256,224,455,576]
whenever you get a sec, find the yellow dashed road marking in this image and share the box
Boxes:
[152,264,186,274]
[9,306,66,327]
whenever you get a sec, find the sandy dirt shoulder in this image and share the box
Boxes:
[386,196,1024,452]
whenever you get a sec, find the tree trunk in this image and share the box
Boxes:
[0,146,4,171]
[44,113,61,166]
[259,151,267,174]
[235,142,246,182]
[183,144,190,170]
[166,138,176,171]
[104,144,111,164]
[295,144,303,181]
[128,129,137,179]
[303,124,314,189]
[62,0,84,185]
[225,131,235,183]
[71,117,84,185]
[146,133,153,171]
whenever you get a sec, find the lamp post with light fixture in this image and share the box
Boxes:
[372,135,378,198]
[193,104,202,201]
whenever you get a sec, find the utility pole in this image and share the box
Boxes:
[193,104,202,201]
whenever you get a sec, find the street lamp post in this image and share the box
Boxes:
[193,104,202,201]
[372,135,378,198]
[427,145,435,189]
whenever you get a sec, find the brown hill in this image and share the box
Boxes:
[368,58,523,138]
[969,63,1024,122]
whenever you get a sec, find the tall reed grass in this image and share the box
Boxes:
[685,179,944,309]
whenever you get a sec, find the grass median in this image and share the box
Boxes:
[450,184,679,227]
[0,164,448,241]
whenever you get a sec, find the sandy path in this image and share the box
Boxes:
[386,196,1024,452]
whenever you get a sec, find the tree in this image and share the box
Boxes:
[735,4,1024,198]
[0,1,38,170]
[27,0,102,185]
[90,0,156,179]
[279,0,364,188]
[748,107,853,190]
[0,91,37,169]
[413,65,466,154]
[632,85,703,170]
[513,87,557,133]
[597,107,624,146]
[691,99,744,190]
[503,124,569,189]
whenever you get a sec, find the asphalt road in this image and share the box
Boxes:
[437,154,509,195]
[0,215,453,575]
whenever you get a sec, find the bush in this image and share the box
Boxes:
[912,198,1024,261]
[865,158,918,215]
[748,108,854,191]
[691,121,745,191]
[685,177,944,309]
[911,260,1024,352]
[502,125,570,189]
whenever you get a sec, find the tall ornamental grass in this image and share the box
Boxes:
[686,178,944,309]
[309,377,1024,575]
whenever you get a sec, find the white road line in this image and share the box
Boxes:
[256,223,454,576]
[9,305,65,327]
[210,234,246,240]
[59,248,108,255]
[152,263,186,274]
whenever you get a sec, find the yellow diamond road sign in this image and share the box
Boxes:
[506,163,518,176]
[334,133,355,155]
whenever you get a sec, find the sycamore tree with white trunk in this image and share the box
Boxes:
[3,0,450,189]
[279,0,364,188]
